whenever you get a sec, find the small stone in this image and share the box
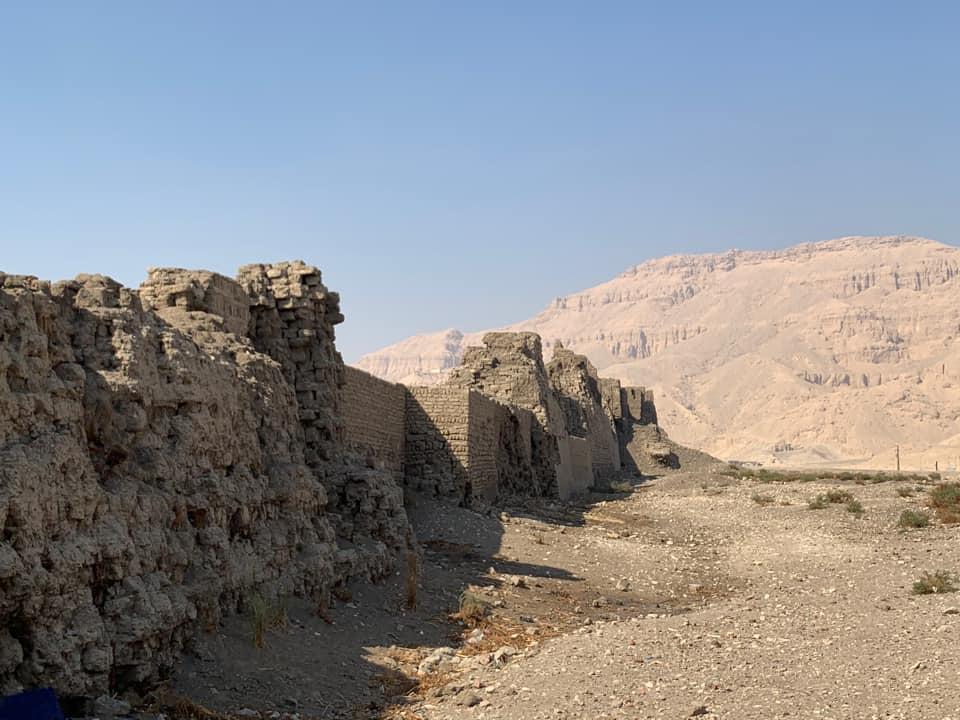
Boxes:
[944,607,959,615]
[615,578,631,591]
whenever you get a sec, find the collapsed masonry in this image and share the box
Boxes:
[402,332,662,502]
[0,264,662,699]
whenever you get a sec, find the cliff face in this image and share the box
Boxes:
[356,236,960,469]
[0,265,407,698]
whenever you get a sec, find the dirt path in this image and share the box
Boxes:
[165,470,960,720]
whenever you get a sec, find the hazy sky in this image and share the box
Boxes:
[2,2,959,361]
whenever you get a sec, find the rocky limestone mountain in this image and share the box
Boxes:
[356,236,960,470]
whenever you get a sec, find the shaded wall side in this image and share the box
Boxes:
[404,387,471,500]
[341,366,405,473]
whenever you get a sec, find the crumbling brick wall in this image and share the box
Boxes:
[547,346,621,489]
[622,386,658,426]
[341,366,405,473]
[446,332,563,495]
[237,263,407,577]
[0,271,344,699]
[0,265,410,699]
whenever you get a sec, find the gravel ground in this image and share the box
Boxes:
[159,469,960,720]
[397,472,960,720]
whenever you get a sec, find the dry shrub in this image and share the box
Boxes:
[249,593,286,649]
[898,509,930,529]
[913,570,958,595]
[928,483,960,524]
[845,499,864,516]
[825,489,855,504]
[455,591,491,626]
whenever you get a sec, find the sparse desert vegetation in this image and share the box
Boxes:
[912,570,959,595]
[928,482,960,524]
[898,509,931,528]
[248,593,287,649]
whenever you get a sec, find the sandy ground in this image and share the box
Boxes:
[159,468,960,720]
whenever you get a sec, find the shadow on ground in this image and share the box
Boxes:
[162,474,685,719]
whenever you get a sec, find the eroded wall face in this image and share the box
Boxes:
[0,265,412,699]
[547,348,620,489]
[446,332,562,495]
[238,263,407,579]
[0,272,341,698]
[342,367,405,473]
[622,386,657,425]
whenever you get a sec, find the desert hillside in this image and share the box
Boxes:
[356,236,960,470]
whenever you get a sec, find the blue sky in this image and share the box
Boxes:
[2,2,958,361]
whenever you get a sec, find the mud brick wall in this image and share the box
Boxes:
[404,387,538,504]
[0,264,411,700]
[341,366,405,473]
[494,406,536,498]
[548,347,621,489]
[238,261,344,467]
[622,386,658,425]
[237,262,407,581]
[556,436,593,498]
[0,271,343,699]
[140,268,250,336]
[466,392,507,503]
[404,386,471,499]
[600,378,625,422]
[446,332,563,495]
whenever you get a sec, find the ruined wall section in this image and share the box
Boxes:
[404,387,471,499]
[445,332,562,496]
[0,272,340,699]
[403,387,536,505]
[547,347,620,489]
[341,366,405,473]
[493,406,536,499]
[622,386,658,426]
[615,385,667,474]
[140,268,250,336]
[599,378,625,424]
[237,262,407,581]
